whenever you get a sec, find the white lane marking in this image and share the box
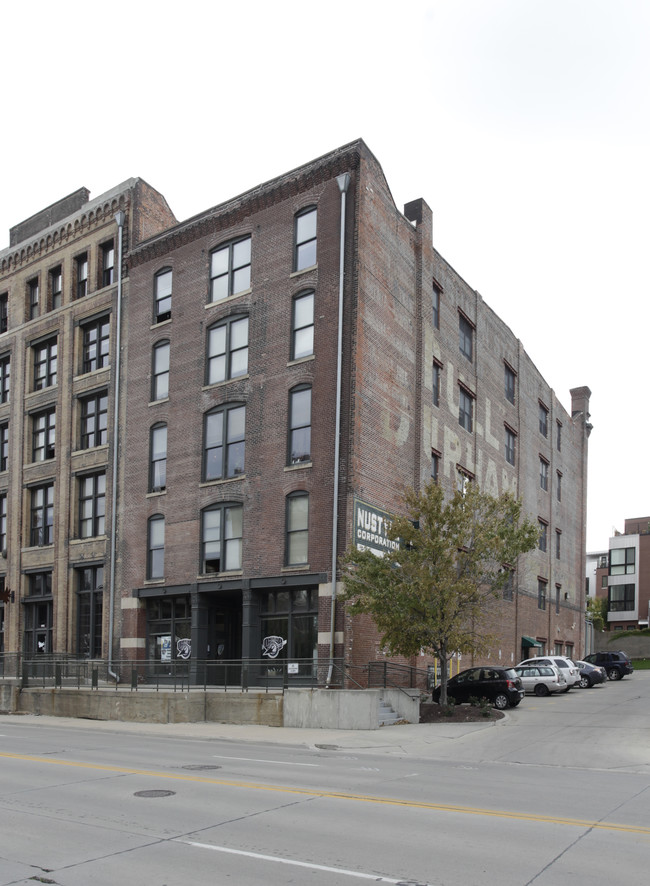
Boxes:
[183,841,422,883]
[212,754,319,767]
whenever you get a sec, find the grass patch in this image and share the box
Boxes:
[632,658,650,670]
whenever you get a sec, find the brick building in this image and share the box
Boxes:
[0,182,176,664]
[0,140,591,680]
[588,518,650,631]
[118,139,591,679]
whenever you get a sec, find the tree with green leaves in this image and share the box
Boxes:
[587,595,608,632]
[340,481,539,705]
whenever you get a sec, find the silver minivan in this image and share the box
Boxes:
[516,656,581,688]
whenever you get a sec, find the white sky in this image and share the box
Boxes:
[2,0,648,551]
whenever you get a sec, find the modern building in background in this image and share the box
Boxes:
[587,518,650,631]
[0,140,592,678]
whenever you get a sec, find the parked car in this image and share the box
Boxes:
[582,651,634,680]
[575,660,607,688]
[431,666,524,709]
[514,664,567,696]
[516,656,581,688]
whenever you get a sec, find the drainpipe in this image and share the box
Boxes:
[108,210,125,683]
[327,172,351,686]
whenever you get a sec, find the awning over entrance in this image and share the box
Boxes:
[522,635,542,648]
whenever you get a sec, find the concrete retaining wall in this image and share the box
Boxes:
[594,634,650,658]
[283,688,420,729]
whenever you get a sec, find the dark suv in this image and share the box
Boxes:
[431,666,524,709]
[583,651,633,680]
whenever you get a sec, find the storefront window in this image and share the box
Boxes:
[260,588,317,676]
[147,596,191,671]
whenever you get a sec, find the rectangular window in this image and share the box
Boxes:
[80,392,108,449]
[459,313,473,361]
[33,338,58,390]
[556,420,562,452]
[539,402,548,437]
[0,493,6,555]
[503,569,514,601]
[457,468,472,496]
[505,427,516,466]
[609,547,635,575]
[0,355,9,403]
[24,584,53,654]
[207,316,248,384]
[152,341,170,400]
[556,471,562,501]
[291,291,314,360]
[260,588,318,667]
[77,565,104,658]
[538,578,547,611]
[286,493,309,565]
[210,237,251,302]
[294,207,317,271]
[555,585,561,614]
[201,504,243,573]
[540,457,549,491]
[0,422,8,472]
[289,386,311,464]
[432,360,441,407]
[608,583,635,612]
[458,387,474,432]
[102,240,115,287]
[150,424,167,492]
[0,293,7,333]
[432,283,440,329]
[154,268,172,323]
[504,363,516,404]
[555,530,561,560]
[79,473,106,538]
[28,278,39,320]
[76,253,88,298]
[82,317,110,373]
[431,449,440,483]
[148,515,165,579]
[32,409,56,461]
[538,520,548,552]
[50,266,63,310]
[204,405,245,481]
[30,484,54,546]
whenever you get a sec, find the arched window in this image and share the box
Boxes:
[201,503,243,574]
[286,492,309,566]
[210,236,251,302]
[206,315,248,384]
[150,423,167,492]
[152,340,170,401]
[203,404,245,481]
[154,268,172,323]
[294,207,317,271]
[291,290,314,360]
[147,514,165,579]
[288,385,311,464]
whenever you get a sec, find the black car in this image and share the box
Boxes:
[583,651,634,680]
[432,666,524,710]
[575,660,607,688]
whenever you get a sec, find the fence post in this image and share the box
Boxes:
[55,663,62,688]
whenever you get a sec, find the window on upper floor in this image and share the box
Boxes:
[538,520,548,553]
[30,483,54,546]
[0,293,7,333]
[78,472,106,538]
[294,207,317,271]
[431,449,440,483]
[102,240,115,287]
[432,360,442,407]
[540,457,549,491]
[28,278,39,320]
[505,427,516,466]
[609,583,635,612]
[456,467,473,496]
[80,391,108,449]
[556,420,562,451]
[50,266,62,310]
[555,585,561,614]
[0,493,6,554]
[0,355,9,403]
[210,236,251,302]
[504,363,516,404]
[32,409,56,462]
[33,337,58,390]
[459,312,473,362]
[286,491,309,566]
[207,316,248,384]
[204,404,245,481]
[291,291,314,360]
[555,530,561,560]
[538,578,547,611]
[458,386,474,432]
[610,547,635,575]
[82,317,110,374]
[0,422,8,472]
[556,470,562,501]
[288,385,311,465]
[76,253,88,299]
[147,515,165,580]
[539,402,548,437]
[149,423,167,492]
[152,340,170,401]
[432,283,441,329]
[201,503,243,574]
[154,268,172,324]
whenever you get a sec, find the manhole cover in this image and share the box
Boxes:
[134,790,176,798]
[181,764,221,771]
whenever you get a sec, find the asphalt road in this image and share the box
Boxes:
[0,673,648,886]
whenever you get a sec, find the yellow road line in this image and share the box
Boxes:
[2,751,648,837]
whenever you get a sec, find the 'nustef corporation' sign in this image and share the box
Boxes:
[353,498,399,556]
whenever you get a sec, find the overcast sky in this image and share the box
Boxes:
[2,0,648,551]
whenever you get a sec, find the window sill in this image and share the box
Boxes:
[282,564,310,572]
[202,375,249,392]
[70,535,107,545]
[148,397,170,407]
[284,461,312,471]
[73,366,110,384]
[144,578,165,586]
[147,489,167,497]
[197,570,243,582]
[151,317,172,330]
[287,354,315,367]
[290,264,317,278]
[205,288,252,309]
[199,475,246,488]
